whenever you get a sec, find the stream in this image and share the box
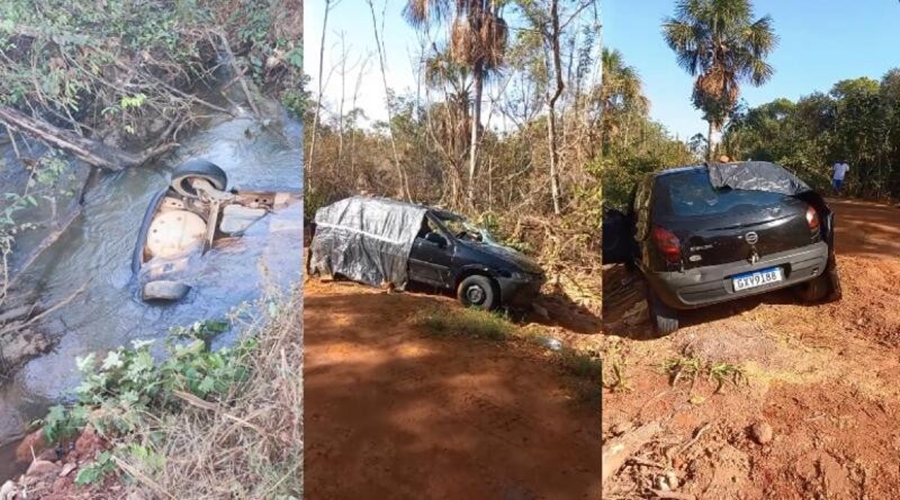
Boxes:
[0,106,303,481]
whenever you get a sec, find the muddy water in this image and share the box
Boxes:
[0,109,303,479]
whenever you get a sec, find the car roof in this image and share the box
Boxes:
[345,196,462,219]
[653,164,707,178]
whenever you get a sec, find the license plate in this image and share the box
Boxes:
[732,267,783,292]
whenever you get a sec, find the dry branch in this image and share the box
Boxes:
[601,421,663,494]
[0,106,175,170]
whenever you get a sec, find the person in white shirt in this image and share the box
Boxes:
[832,160,850,195]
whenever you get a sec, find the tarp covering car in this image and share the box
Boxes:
[308,196,428,288]
[707,161,813,196]
[707,161,835,246]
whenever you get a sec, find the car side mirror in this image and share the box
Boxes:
[425,232,448,247]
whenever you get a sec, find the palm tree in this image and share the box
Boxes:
[600,48,648,152]
[662,0,777,161]
[425,49,472,152]
[404,0,509,205]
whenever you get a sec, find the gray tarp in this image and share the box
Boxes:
[707,161,812,196]
[308,196,428,289]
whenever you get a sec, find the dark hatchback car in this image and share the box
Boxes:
[604,163,841,334]
[409,208,545,310]
[308,197,545,311]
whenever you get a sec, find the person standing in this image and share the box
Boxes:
[832,160,850,196]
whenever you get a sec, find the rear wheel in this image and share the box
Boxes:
[794,273,829,303]
[457,275,498,310]
[647,288,679,335]
[826,264,842,302]
[171,160,227,199]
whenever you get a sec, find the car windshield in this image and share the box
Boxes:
[657,169,789,217]
[434,212,498,244]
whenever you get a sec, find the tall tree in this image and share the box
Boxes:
[404,0,509,205]
[600,48,648,154]
[662,0,777,161]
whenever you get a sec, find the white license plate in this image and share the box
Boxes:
[732,267,783,292]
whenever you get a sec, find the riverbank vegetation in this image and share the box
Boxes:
[304,0,602,314]
[6,291,302,498]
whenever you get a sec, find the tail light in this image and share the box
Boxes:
[806,206,820,231]
[652,226,681,264]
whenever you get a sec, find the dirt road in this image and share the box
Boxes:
[602,198,900,499]
[304,278,601,499]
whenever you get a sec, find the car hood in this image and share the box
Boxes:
[465,241,544,275]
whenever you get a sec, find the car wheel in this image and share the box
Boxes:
[647,289,679,335]
[171,159,228,198]
[457,275,498,310]
[826,264,842,302]
[794,273,829,303]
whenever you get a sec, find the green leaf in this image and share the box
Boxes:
[102,351,124,370]
[76,353,96,373]
[197,375,216,396]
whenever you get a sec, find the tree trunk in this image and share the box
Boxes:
[467,64,484,206]
[307,0,331,187]
[546,0,564,215]
[0,106,173,170]
[706,120,714,162]
[367,0,411,201]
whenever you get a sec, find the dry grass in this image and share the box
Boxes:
[117,287,303,499]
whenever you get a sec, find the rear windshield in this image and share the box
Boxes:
[655,169,790,217]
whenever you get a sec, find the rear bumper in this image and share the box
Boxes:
[497,275,544,308]
[647,241,828,310]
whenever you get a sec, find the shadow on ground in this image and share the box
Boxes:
[304,279,601,499]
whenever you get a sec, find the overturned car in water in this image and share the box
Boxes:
[307,196,546,310]
[133,159,294,301]
[603,161,842,334]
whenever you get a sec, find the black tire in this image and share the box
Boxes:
[171,159,227,198]
[647,289,679,335]
[826,264,842,302]
[794,273,830,303]
[132,188,168,275]
[457,275,498,310]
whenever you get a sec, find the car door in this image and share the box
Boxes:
[408,214,454,288]
[632,176,654,269]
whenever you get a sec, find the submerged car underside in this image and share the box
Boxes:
[134,160,292,301]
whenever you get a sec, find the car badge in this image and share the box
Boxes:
[745,231,758,245]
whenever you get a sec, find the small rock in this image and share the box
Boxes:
[59,463,77,478]
[656,475,671,491]
[0,480,17,500]
[610,421,632,436]
[666,470,679,489]
[750,421,774,445]
[26,459,61,478]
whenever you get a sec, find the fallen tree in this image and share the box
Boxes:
[0,106,176,171]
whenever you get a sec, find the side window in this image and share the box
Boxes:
[417,217,435,238]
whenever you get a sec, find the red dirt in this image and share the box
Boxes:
[303,278,602,499]
[602,198,900,499]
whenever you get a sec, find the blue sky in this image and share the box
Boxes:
[303,1,595,130]
[304,0,421,125]
[604,0,898,140]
